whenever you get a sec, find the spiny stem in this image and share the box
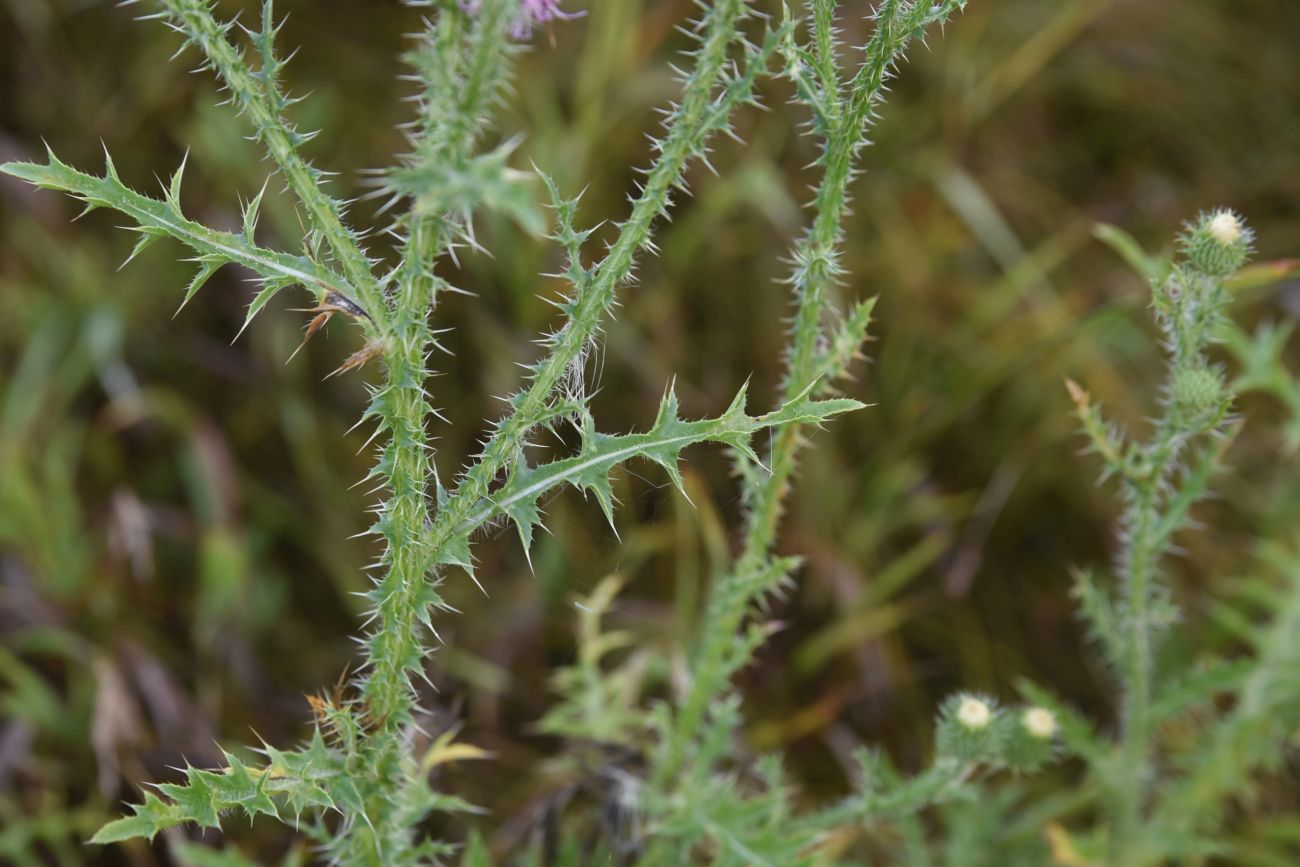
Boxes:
[359,0,518,729]
[1093,216,1251,863]
[661,0,966,779]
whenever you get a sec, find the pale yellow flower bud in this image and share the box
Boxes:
[957,697,992,730]
[1022,707,1057,740]
[1207,210,1242,246]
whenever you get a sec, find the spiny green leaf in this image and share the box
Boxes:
[433,530,475,578]
[242,179,269,242]
[388,144,545,238]
[0,153,352,316]
[89,741,344,845]
[812,297,877,388]
[234,277,295,341]
[120,225,168,269]
[90,795,175,844]
[446,383,863,562]
[166,151,188,213]
[1072,567,1123,668]
[501,492,542,565]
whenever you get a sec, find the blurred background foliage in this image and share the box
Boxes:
[2,0,1300,864]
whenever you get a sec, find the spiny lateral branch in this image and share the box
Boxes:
[447,384,862,565]
[418,0,778,541]
[360,383,864,722]
[138,0,387,318]
[2,151,365,333]
[91,735,340,845]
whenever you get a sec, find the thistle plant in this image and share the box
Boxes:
[1070,212,1250,860]
[2,0,868,862]
[1021,211,1300,866]
[6,0,1300,865]
[4,0,1080,856]
[5,0,1036,859]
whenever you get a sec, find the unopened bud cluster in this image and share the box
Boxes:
[936,693,1057,770]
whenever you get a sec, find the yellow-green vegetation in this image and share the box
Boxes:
[2,1,1299,865]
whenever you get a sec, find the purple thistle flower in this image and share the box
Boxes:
[464,0,581,40]
[514,0,582,38]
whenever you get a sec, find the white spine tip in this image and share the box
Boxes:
[957,697,992,730]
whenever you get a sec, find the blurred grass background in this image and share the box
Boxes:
[2,0,1300,863]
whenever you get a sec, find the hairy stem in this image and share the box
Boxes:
[661,0,966,779]
[361,0,516,732]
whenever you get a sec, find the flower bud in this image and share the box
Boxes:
[1208,211,1242,246]
[999,705,1058,771]
[936,693,1003,762]
[1022,707,1057,740]
[1173,365,1224,413]
[1180,209,1252,277]
[957,697,992,729]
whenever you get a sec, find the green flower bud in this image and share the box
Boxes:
[999,706,1058,771]
[936,693,1003,763]
[1180,209,1253,277]
[1173,365,1224,413]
